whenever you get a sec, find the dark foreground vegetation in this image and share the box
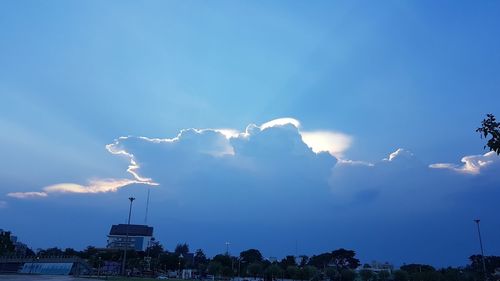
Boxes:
[1,230,499,281]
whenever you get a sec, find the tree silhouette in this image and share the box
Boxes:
[477,114,500,154]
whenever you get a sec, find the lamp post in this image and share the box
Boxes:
[122,197,135,276]
[474,219,487,280]
[225,242,231,255]
[178,253,184,278]
[97,257,102,277]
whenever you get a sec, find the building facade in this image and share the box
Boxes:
[106,224,153,251]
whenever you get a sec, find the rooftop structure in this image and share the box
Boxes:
[106,224,154,251]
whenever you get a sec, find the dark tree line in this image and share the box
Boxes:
[2,232,499,281]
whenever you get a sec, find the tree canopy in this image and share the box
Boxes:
[477,114,500,154]
[0,231,15,256]
[240,249,263,264]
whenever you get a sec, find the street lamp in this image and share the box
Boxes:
[474,219,487,280]
[225,242,231,255]
[178,253,184,278]
[122,197,135,276]
[97,257,102,277]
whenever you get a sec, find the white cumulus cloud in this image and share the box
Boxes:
[429,151,500,174]
[301,131,353,157]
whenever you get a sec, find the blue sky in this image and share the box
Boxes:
[1,0,500,267]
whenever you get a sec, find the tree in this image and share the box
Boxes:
[247,262,263,278]
[287,266,300,280]
[300,265,318,281]
[340,269,356,281]
[325,267,339,281]
[208,261,223,277]
[470,255,500,275]
[175,243,190,256]
[359,269,373,281]
[0,231,14,256]
[240,249,263,264]
[393,270,409,281]
[377,270,390,281]
[299,255,309,267]
[281,255,297,268]
[330,249,360,270]
[194,249,208,267]
[309,252,333,269]
[159,252,181,271]
[266,264,283,280]
[400,264,439,281]
[147,243,164,258]
[38,247,64,256]
[400,264,435,273]
[63,248,79,256]
[212,254,232,268]
[477,114,500,154]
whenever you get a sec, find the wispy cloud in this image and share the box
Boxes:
[0,200,7,208]
[7,178,157,200]
[7,192,48,199]
[44,178,156,194]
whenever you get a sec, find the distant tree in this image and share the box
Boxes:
[309,252,333,269]
[221,264,234,277]
[208,261,223,277]
[39,247,64,256]
[0,231,15,256]
[286,266,300,280]
[300,265,318,281]
[477,114,500,154]
[393,270,409,281]
[299,255,309,267]
[247,262,263,278]
[63,248,79,256]
[439,267,467,281]
[325,267,339,281]
[240,249,263,264]
[340,269,356,281]
[25,248,35,256]
[194,249,208,267]
[212,254,232,268]
[330,249,360,270]
[359,269,373,281]
[470,255,500,275]
[281,255,297,268]
[175,243,190,256]
[400,264,435,273]
[377,270,390,281]
[147,242,164,258]
[400,264,439,281]
[79,246,98,259]
[266,264,284,279]
[159,252,181,270]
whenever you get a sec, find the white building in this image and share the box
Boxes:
[106,224,153,251]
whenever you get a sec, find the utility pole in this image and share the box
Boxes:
[145,188,150,224]
[474,219,487,280]
[122,197,135,276]
[225,241,231,255]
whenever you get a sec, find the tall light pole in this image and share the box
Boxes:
[474,219,487,280]
[225,242,231,255]
[178,253,184,278]
[122,197,135,276]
